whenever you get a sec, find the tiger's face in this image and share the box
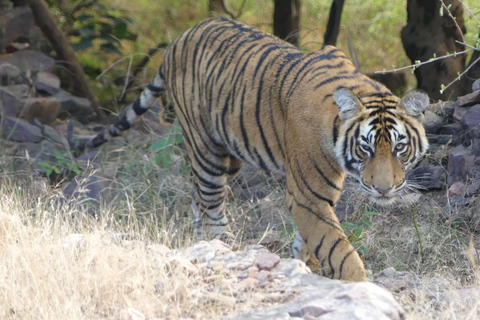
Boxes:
[333,88,429,205]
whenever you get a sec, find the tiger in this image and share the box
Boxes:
[85,17,430,282]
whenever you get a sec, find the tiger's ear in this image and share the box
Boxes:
[334,87,364,121]
[399,90,430,118]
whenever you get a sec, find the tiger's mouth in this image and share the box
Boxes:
[369,194,398,206]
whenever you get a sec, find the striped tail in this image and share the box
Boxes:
[88,67,167,149]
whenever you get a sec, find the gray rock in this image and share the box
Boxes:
[180,241,404,320]
[466,179,480,195]
[226,275,404,320]
[437,122,464,136]
[20,97,61,124]
[0,50,55,73]
[406,166,446,190]
[0,62,23,85]
[1,116,43,142]
[473,79,480,92]
[0,86,25,116]
[30,119,64,144]
[447,145,476,186]
[453,106,468,122]
[448,196,471,206]
[54,89,95,123]
[460,105,480,128]
[422,110,443,133]
[35,71,61,95]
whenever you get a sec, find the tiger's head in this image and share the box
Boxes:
[333,88,429,206]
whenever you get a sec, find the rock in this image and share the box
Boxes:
[63,175,106,207]
[226,275,404,320]
[454,91,480,108]
[255,251,280,271]
[447,146,476,186]
[1,116,43,142]
[426,134,452,145]
[473,79,480,92]
[448,196,471,206]
[448,181,467,197]
[460,105,480,128]
[0,86,25,116]
[422,110,443,133]
[437,122,464,136]
[54,89,95,123]
[30,120,65,144]
[35,71,60,95]
[406,166,446,190]
[466,179,480,196]
[0,62,23,84]
[20,97,61,124]
[0,7,35,53]
[453,106,468,122]
[0,50,55,73]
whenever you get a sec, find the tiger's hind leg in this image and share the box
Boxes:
[184,134,243,239]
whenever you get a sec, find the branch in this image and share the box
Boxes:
[440,0,465,44]
[375,48,474,74]
[440,55,480,94]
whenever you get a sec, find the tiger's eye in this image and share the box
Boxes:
[395,143,407,152]
[360,145,372,154]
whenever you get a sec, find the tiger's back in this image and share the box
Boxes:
[90,17,429,282]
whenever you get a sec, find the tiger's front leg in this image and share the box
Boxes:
[286,188,366,281]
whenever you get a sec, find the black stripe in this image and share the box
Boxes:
[314,235,326,258]
[328,238,343,279]
[339,249,356,279]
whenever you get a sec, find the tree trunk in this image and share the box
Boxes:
[323,0,345,47]
[209,0,228,14]
[26,0,104,120]
[273,0,301,47]
[401,0,465,100]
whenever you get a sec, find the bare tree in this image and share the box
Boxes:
[273,0,301,46]
[401,0,466,100]
[323,0,345,47]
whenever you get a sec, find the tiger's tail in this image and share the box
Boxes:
[86,67,167,149]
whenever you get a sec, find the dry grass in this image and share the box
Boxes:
[0,178,285,319]
[2,121,480,318]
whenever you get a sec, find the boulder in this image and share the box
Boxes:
[447,145,476,186]
[422,110,443,133]
[0,62,23,84]
[0,85,26,116]
[35,71,60,95]
[459,105,480,128]
[226,275,404,320]
[0,50,55,73]
[1,116,43,142]
[20,97,61,124]
[54,89,95,123]
[179,241,404,320]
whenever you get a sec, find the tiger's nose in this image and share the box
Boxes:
[375,187,392,195]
